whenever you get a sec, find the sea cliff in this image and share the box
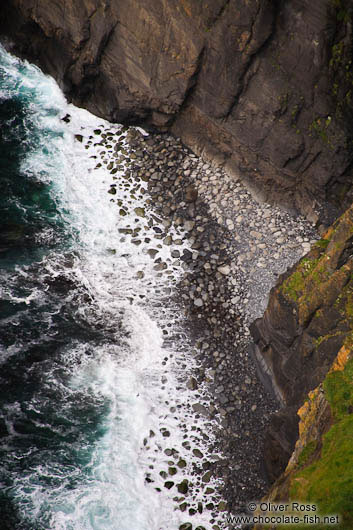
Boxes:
[252,205,353,528]
[1,0,353,222]
[1,1,353,527]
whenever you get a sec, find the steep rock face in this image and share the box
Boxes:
[251,203,353,482]
[1,1,353,220]
[254,344,353,529]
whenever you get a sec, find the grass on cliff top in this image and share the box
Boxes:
[288,357,353,530]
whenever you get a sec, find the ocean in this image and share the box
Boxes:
[0,45,220,530]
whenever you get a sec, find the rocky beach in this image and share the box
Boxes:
[2,1,353,528]
[71,118,318,527]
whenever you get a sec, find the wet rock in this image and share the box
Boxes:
[187,377,198,391]
[179,524,192,530]
[177,479,189,494]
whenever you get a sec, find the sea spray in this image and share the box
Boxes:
[0,45,223,530]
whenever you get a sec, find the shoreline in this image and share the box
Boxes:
[125,128,318,517]
[70,118,318,529]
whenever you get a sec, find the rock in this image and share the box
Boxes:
[251,205,353,482]
[218,501,227,512]
[201,471,212,483]
[185,185,198,203]
[186,377,198,390]
[217,265,231,275]
[75,134,83,142]
[184,220,195,231]
[177,459,187,469]
[134,207,145,217]
[177,479,189,494]
[3,0,353,219]
[192,403,209,416]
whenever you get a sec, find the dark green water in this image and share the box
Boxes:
[0,46,117,530]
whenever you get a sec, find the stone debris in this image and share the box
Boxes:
[80,123,318,528]
[122,128,317,517]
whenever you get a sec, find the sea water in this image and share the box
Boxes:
[0,45,222,530]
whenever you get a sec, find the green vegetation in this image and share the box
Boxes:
[314,331,346,350]
[314,238,330,249]
[281,258,320,301]
[297,440,318,468]
[331,0,352,23]
[288,356,353,529]
[309,116,333,146]
[324,355,353,417]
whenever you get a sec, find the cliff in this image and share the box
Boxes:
[2,0,353,522]
[1,0,353,222]
[251,203,353,511]
[253,343,353,529]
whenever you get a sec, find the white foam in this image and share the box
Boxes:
[0,44,224,530]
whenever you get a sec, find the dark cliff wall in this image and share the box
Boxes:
[1,0,353,222]
[251,204,353,482]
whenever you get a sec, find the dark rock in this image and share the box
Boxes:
[179,524,192,530]
[2,1,353,220]
[251,205,353,482]
[177,479,189,494]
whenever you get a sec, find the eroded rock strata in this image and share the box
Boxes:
[1,0,353,221]
[251,204,353,486]
[254,343,353,529]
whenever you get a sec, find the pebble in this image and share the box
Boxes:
[217,265,231,275]
[108,125,319,526]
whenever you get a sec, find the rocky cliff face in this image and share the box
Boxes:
[253,343,353,529]
[1,0,353,222]
[251,203,353,483]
